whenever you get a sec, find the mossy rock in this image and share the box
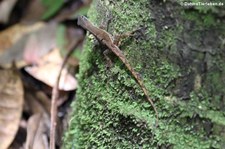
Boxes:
[63,0,225,148]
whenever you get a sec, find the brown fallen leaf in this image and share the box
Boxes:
[0,0,18,23]
[23,23,57,65]
[8,119,27,149]
[0,67,24,149]
[21,0,47,23]
[25,91,48,115]
[25,63,78,91]
[0,23,44,53]
[25,113,49,149]
[35,91,52,114]
[25,89,51,115]
[39,47,62,65]
[0,23,44,68]
[24,48,78,91]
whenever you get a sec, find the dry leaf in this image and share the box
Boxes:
[0,23,44,53]
[24,49,78,91]
[22,0,46,22]
[35,91,51,114]
[0,0,18,23]
[8,119,27,149]
[25,90,51,115]
[25,113,49,149]
[0,23,44,68]
[23,23,57,65]
[39,47,62,65]
[25,92,48,115]
[25,63,78,91]
[0,67,24,149]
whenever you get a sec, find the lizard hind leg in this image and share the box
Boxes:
[103,49,113,68]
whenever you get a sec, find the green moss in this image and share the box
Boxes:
[177,90,225,125]
[183,11,217,28]
[64,0,225,148]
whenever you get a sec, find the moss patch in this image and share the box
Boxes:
[64,0,225,148]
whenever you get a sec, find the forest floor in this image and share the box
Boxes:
[0,0,92,148]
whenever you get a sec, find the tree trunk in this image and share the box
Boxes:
[64,0,225,148]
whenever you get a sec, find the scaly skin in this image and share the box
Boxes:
[78,16,159,125]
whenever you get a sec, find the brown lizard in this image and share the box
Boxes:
[77,15,159,125]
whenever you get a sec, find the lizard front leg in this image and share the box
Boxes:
[113,32,134,46]
[113,27,143,46]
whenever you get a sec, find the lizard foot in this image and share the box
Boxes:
[103,49,113,68]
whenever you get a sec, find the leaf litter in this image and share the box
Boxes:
[0,0,92,148]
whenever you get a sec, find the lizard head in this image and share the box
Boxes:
[77,15,89,28]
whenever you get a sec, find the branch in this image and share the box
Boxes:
[50,38,83,149]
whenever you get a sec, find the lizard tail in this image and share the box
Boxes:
[112,46,159,126]
[127,62,159,126]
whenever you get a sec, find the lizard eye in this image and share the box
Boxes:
[81,16,87,20]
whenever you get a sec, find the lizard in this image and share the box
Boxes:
[77,15,159,125]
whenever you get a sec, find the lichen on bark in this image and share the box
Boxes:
[63,0,225,148]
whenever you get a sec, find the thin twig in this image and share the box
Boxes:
[50,38,83,149]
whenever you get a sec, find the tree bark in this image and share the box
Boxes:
[64,0,225,148]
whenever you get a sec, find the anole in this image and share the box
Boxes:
[77,16,159,125]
